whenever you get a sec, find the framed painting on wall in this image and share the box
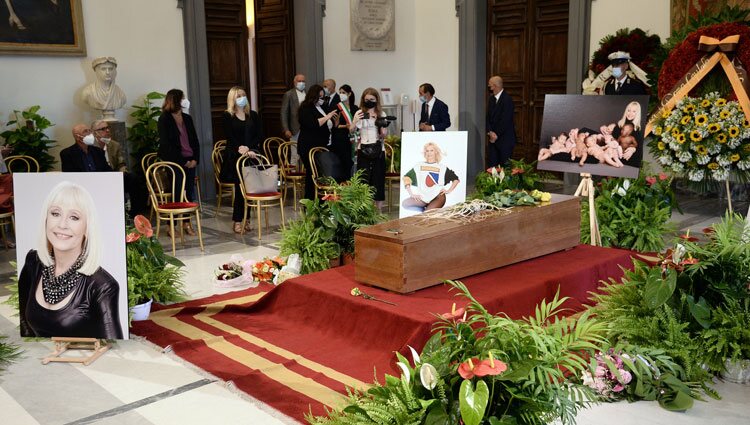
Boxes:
[0,0,86,56]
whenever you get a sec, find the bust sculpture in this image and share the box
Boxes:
[82,56,127,121]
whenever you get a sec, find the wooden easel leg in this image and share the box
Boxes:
[587,178,601,246]
[726,179,733,213]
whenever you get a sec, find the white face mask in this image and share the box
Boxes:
[82,133,96,146]
[181,98,190,113]
[339,93,348,103]
[100,137,111,144]
[419,95,427,103]
[236,96,248,108]
[296,82,306,92]
[323,87,330,96]
[316,98,325,107]
[612,67,624,79]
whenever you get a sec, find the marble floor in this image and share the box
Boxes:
[0,185,748,425]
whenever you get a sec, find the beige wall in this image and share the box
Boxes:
[589,0,670,62]
[322,0,458,130]
[0,0,187,169]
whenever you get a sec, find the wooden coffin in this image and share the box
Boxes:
[354,194,580,293]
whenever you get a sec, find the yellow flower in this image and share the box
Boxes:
[695,114,708,126]
[683,105,695,113]
[662,109,671,119]
[680,115,692,125]
[676,133,687,144]
[654,126,663,136]
[729,126,740,137]
[707,123,720,133]
[744,119,750,128]
[731,154,740,162]
[690,130,702,142]
[717,133,728,144]
[540,192,551,202]
[716,98,727,106]
[708,162,719,170]
[665,126,672,133]
[696,145,708,155]
[720,110,730,119]
[657,141,666,150]
[745,144,750,152]
[701,99,711,107]
[672,129,681,138]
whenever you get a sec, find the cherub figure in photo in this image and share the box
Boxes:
[538,132,574,161]
[603,135,624,167]
[617,122,638,160]
[583,134,622,168]
[570,130,589,162]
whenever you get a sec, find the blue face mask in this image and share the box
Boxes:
[236,96,248,108]
[612,67,623,79]
[419,95,427,103]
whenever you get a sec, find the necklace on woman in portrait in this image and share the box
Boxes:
[41,254,86,304]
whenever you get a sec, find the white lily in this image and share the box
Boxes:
[408,345,420,365]
[420,363,438,390]
[396,362,411,384]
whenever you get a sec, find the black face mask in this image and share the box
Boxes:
[363,100,377,109]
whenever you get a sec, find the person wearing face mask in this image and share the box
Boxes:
[329,84,358,179]
[281,74,306,141]
[221,86,264,233]
[322,78,341,112]
[603,51,648,96]
[417,83,451,132]
[157,89,201,235]
[297,84,339,200]
[351,88,388,210]
[60,124,112,172]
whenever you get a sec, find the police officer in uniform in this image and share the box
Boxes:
[603,51,648,96]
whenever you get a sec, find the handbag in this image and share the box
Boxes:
[242,161,279,194]
[359,140,383,159]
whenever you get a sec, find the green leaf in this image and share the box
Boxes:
[644,268,676,309]
[489,416,519,425]
[686,295,711,329]
[424,402,450,425]
[659,388,694,411]
[459,379,489,425]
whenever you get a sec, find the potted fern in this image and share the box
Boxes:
[0,105,57,171]
[127,91,164,175]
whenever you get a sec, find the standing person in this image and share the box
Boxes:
[417,83,451,132]
[352,88,387,210]
[280,74,306,165]
[221,86,263,234]
[157,89,201,235]
[322,78,341,112]
[486,75,517,167]
[602,51,648,95]
[297,84,338,200]
[331,84,358,179]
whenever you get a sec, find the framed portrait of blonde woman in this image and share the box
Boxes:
[14,173,127,340]
[0,0,86,56]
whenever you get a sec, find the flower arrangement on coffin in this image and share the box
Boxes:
[581,165,679,252]
[126,215,186,315]
[474,158,550,197]
[648,93,750,186]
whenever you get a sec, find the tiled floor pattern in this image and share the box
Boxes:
[0,186,749,425]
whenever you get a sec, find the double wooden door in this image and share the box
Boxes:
[487,0,569,164]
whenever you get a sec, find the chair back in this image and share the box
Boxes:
[263,137,285,166]
[278,141,302,178]
[308,147,333,189]
[214,139,227,150]
[384,143,397,173]
[141,152,159,176]
[4,155,40,173]
[145,161,186,207]
[236,154,273,195]
[211,144,226,186]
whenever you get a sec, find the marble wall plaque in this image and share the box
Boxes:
[350,0,395,51]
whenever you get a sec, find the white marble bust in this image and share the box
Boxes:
[82,56,127,121]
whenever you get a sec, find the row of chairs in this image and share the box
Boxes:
[0,155,41,249]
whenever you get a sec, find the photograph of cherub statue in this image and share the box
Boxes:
[537,95,649,178]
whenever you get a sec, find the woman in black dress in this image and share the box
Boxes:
[297,84,339,200]
[19,181,123,339]
[330,84,358,179]
[221,86,264,233]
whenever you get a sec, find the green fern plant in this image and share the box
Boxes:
[127,91,165,175]
[0,335,22,374]
[0,106,57,171]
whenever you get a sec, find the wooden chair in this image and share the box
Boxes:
[236,154,285,240]
[384,143,400,212]
[211,143,235,216]
[141,152,159,176]
[278,141,305,210]
[263,137,286,167]
[5,155,40,172]
[309,147,336,200]
[145,161,204,255]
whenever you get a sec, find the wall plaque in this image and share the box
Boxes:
[350,0,395,51]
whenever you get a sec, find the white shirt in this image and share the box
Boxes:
[356,111,386,147]
[422,97,436,130]
[494,89,503,103]
[296,89,305,104]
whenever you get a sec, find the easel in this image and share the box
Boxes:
[573,173,601,246]
[42,337,109,366]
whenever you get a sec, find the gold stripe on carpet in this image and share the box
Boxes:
[151,315,347,408]
[195,314,369,391]
[148,292,269,319]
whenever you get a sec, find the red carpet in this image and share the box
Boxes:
[131,245,635,422]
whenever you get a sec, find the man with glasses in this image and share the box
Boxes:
[92,120,127,172]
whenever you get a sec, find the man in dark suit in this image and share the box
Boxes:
[603,51,648,96]
[60,124,112,172]
[418,83,451,131]
[486,75,517,167]
[323,78,341,113]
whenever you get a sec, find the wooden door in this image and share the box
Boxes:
[204,0,250,142]
[254,0,296,139]
[487,0,569,164]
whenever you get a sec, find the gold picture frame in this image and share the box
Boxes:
[0,0,86,56]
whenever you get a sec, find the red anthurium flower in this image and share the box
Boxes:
[658,172,669,181]
[645,176,657,186]
[126,232,140,243]
[458,358,480,379]
[486,167,494,173]
[702,227,714,235]
[679,234,699,242]
[680,257,699,266]
[441,303,466,322]
[474,354,507,377]
[511,168,524,175]
[321,193,340,202]
[134,215,154,237]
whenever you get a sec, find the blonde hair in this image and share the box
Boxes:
[422,142,443,163]
[359,87,383,117]
[618,101,642,131]
[225,86,250,115]
[36,181,101,275]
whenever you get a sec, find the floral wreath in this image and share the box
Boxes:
[657,22,750,100]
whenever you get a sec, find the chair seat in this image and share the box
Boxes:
[385,172,400,177]
[159,202,199,210]
[286,172,305,177]
[245,191,281,198]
